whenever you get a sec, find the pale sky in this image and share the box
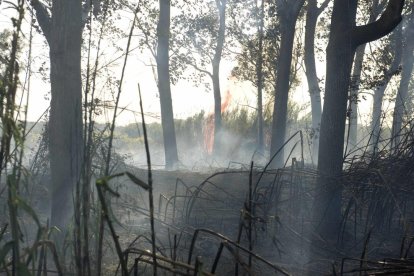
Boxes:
[1,4,260,126]
[0,2,391,128]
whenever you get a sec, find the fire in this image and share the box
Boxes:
[221,89,232,113]
[203,114,214,154]
[203,90,233,154]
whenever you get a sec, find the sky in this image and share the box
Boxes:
[0,1,390,129]
[0,3,261,126]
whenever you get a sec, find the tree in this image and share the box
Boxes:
[391,12,414,149]
[256,0,265,151]
[269,0,305,168]
[347,0,386,150]
[211,0,227,154]
[314,0,404,242]
[175,0,228,155]
[135,0,182,169]
[229,0,276,152]
[304,0,330,164]
[231,5,303,146]
[230,3,281,95]
[367,25,402,154]
[156,0,179,169]
[31,0,85,239]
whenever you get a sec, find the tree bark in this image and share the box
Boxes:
[391,15,414,150]
[314,0,404,243]
[212,0,227,155]
[270,0,305,168]
[48,0,83,238]
[256,0,265,152]
[157,0,179,169]
[304,0,328,165]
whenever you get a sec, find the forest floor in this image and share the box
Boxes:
[99,160,414,275]
[4,153,414,275]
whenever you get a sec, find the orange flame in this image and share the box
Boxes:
[203,90,232,154]
[203,114,214,154]
[221,89,232,113]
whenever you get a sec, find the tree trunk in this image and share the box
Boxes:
[391,16,414,150]
[348,1,381,151]
[314,0,404,243]
[49,0,83,238]
[304,0,325,165]
[370,84,387,154]
[157,0,179,169]
[212,0,226,155]
[348,44,366,149]
[314,0,357,241]
[256,0,265,152]
[369,25,402,154]
[270,2,304,168]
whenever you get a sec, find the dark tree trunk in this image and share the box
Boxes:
[391,15,414,150]
[212,0,227,155]
[256,0,265,152]
[49,0,83,237]
[270,0,305,168]
[304,0,328,164]
[314,0,404,243]
[157,0,179,169]
[212,63,222,154]
[314,0,358,241]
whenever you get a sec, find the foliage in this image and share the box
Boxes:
[172,0,232,88]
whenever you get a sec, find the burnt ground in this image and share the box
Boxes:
[106,160,414,275]
[8,156,414,275]
[108,164,319,275]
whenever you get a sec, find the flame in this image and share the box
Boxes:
[203,90,233,155]
[203,114,214,154]
[221,89,232,113]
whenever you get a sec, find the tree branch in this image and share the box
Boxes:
[317,0,331,15]
[186,61,213,78]
[352,0,404,47]
[30,0,51,43]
